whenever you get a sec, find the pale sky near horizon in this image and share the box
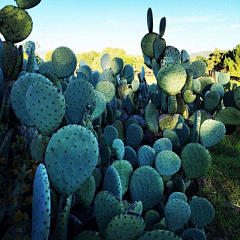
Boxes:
[0,0,240,55]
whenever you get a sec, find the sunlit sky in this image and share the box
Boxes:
[1,0,240,55]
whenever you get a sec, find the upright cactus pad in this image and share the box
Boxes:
[157,64,187,95]
[94,191,124,237]
[96,81,115,103]
[168,192,187,203]
[233,86,240,109]
[112,139,125,160]
[111,57,123,76]
[101,53,111,70]
[138,145,156,167]
[0,6,33,43]
[26,81,66,136]
[45,125,99,195]
[74,231,103,240]
[165,199,191,231]
[103,166,122,199]
[159,17,166,37]
[105,212,145,240]
[189,197,215,228]
[164,46,181,64]
[32,164,51,240]
[124,146,137,167]
[126,123,143,149]
[218,72,230,85]
[180,228,206,240]
[181,143,211,180]
[52,46,77,78]
[147,8,153,33]
[111,160,133,196]
[130,166,164,211]
[153,138,172,153]
[200,119,226,147]
[214,107,240,125]
[104,125,118,146]
[145,102,159,134]
[141,33,159,58]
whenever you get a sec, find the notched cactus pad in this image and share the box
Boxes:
[45,125,99,195]
[32,164,51,240]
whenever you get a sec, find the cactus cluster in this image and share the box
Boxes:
[0,2,239,240]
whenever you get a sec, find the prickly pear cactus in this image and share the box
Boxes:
[45,125,99,195]
[15,0,41,9]
[138,230,182,240]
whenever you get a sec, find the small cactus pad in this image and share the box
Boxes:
[145,102,159,134]
[91,90,106,121]
[16,0,41,9]
[25,81,65,136]
[32,164,51,240]
[77,65,92,81]
[0,6,33,43]
[159,17,166,37]
[111,57,123,76]
[147,8,153,33]
[126,123,143,149]
[157,64,187,95]
[101,53,111,70]
[112,139,125,160]
[105,212,145,240]
[96,81,115,103]
[233,86,240,109]
[130,166,164,211]
[204,91,220,112]
[200,119,226,147]
[168,192,187,203]
[141,33,159,58]
[103,166,122,199]
[174,123,190,147]
[164,46,181,64]
[214,107,240,125]
[158,114,179,131]
[52,46,77,78]
[165,199,191,231]
[124,146,137,167]
[138,145,156,167]
[153,138,172,153]
[190,60,207,79]
[111,160,133,196]
[181,143,211,180]
[104,125,118,146]
[144,210,161,231]
[74,230,103,240]
[137,230,182,240]
[189,197,215,228]
[94,191,124,237]
[155,150,181,176]
[180,228,206,240]
[45,125,99,195]
[218,72,230,85]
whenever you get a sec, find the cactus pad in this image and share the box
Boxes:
[137,230,182,240]
[96,81,115,103]
[190,60,207,79]
[138,145,156,167]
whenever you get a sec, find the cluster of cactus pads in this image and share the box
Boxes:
[0,2,240,239]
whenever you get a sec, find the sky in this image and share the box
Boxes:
[0,0,240,55]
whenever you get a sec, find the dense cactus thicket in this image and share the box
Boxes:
[0,1,240,239]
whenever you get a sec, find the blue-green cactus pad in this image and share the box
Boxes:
[45,125,99,195]
[91,90,106,121]
[91,70,101,87]
[153,138,172,154]
[144,210,161,231]
[180,228,206,240]
[127,200,143,215]
[155,150,181,176]
[32,164,51,240]
[94,191,124,237]
[137,230,182,240]
[164,46,181,64]
[168,192,187,203]
[103,166,122,199]
[52,46,77,78]
[141,33,159,58]
[210,82,224,98]
[157,64,187,95]
[163,129,180,147]
[165,199,191,231]
[111,160,133,196]
[112,139,125,160]
[189,197,215,228]
[126,123,143,149]
[77,65,92,81]
[145,102,159,134]
[123,64,134,79]
[130,166,164,211]
[111,57,123,76]
[138,145,156,167]
[174,123,190,147]
[96,81,115,103]
[39,61,56,75]
[105,212,145,240]
[233,86,240,109]
[64,79,96,124]
[25,81,65,136]
[153,37,166,61]
[104,125,118,146]
[218,72,230,85]
[200,119,226,147]
[11,73,52,127]
[124,146,137,167]
[101,53,111,70]
[181,143,211,180]
[190,60,207,79]
[204,91,220,112]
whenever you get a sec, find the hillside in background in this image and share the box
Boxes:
[189,51,216,59]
